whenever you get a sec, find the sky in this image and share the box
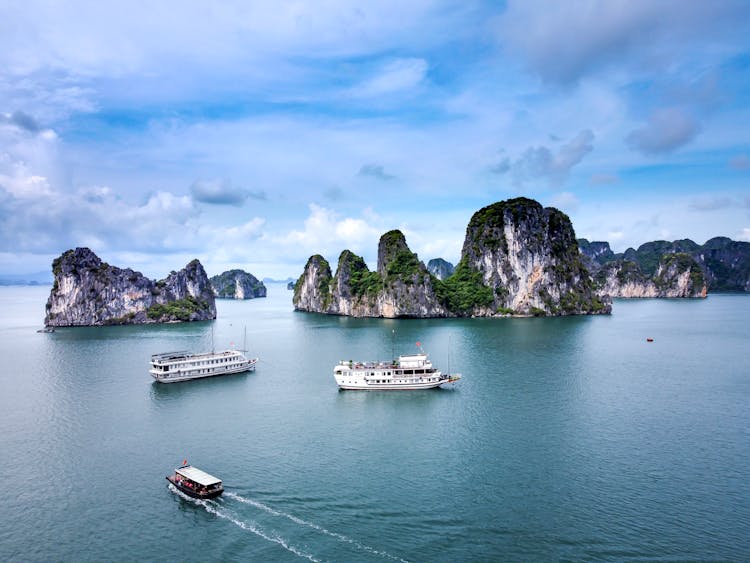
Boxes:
[1,0,749,280]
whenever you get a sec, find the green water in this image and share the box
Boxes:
[1,286,748,561]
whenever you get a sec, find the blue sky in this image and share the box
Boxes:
[1,1,749,279]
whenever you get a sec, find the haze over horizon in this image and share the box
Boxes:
[1,1,749,279]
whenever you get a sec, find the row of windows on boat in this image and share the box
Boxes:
[336,368,436,376]
[363,377,440,384]
[156,357,241,371]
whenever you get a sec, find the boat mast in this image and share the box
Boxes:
[391,329,396,362]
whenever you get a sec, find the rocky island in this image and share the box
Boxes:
[577,237,750,297]
[426,258,454,280]
[44,248,216,326]
[294,197,610,318]
[210,270,266,299]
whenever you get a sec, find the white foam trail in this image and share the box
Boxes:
[169,485,319,561]
[226,492,409,563]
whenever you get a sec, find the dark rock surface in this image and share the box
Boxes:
[44,248,216,326]
[210,269,266,299]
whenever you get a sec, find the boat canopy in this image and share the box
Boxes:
[398,354,428,368]
[151,351,190,362]
[175,466,222,486]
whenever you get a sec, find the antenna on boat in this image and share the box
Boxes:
[391,329,396,362]
[243,325,247,353]
[448,335,452,377]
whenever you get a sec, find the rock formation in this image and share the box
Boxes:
[44,248,216,326]
[427,258,454,280]
[210,269,266,299]
[593,254,706,298]
[579,238,718,297]
[294,198,610,317]
[294,234,449,317]
[449,198,608,315]
[696,237,750,292]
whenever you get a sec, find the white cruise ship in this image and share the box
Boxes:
[150,349,256,383]
[334,352,461,390]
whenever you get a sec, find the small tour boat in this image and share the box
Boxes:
[166,464,224,499]
[334,347,461,391]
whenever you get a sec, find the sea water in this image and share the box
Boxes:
[1,285,748,561]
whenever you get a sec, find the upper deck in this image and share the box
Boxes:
[151,349,244,366]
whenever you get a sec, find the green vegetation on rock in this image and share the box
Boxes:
[341,252,383,297]
[147,296,210,321]
[654,252,705,291]
[435,260,494,314]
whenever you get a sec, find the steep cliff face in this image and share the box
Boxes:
[594,254,706,298]
[451,198,609,315]
[44,248,216,326]
[427,258,454,280]
[210,270,266,299]
[292,255,333,312]
[594,260,658,297]
[293,234,449,318]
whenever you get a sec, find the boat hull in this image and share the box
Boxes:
[166,476,223,499]
[335,376,460,391]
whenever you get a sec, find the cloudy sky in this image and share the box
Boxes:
[1,1,749,280]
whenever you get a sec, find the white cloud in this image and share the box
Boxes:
[349,58,428,98]
[688,196,733,212]
[277,204,382,263]
[626,107,699,155]
[0,159,55,199]
[494,130,594,187]
[550,191,579,213]
[738,228,750,242]
[191,178,253,206]
[494,1,750,84]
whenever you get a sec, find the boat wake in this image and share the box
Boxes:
[226,492,409,562]
[169,484,319,561]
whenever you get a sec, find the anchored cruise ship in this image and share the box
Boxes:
[150,349,257,383]
[334,350,461,390]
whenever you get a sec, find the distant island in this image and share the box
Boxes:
[294,197,610,318]
[44,248,216,326]
[579,237,748,295]
[0,272,53,286]
[426,258,454,280]
[210,270,266,299]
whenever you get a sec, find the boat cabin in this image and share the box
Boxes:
[166,465,224,499]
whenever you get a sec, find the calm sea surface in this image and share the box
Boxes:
[1,285,748,561]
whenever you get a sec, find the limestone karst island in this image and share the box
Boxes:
[44,197,720,325]
[293,197,710,319]
[44,248,217,326]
